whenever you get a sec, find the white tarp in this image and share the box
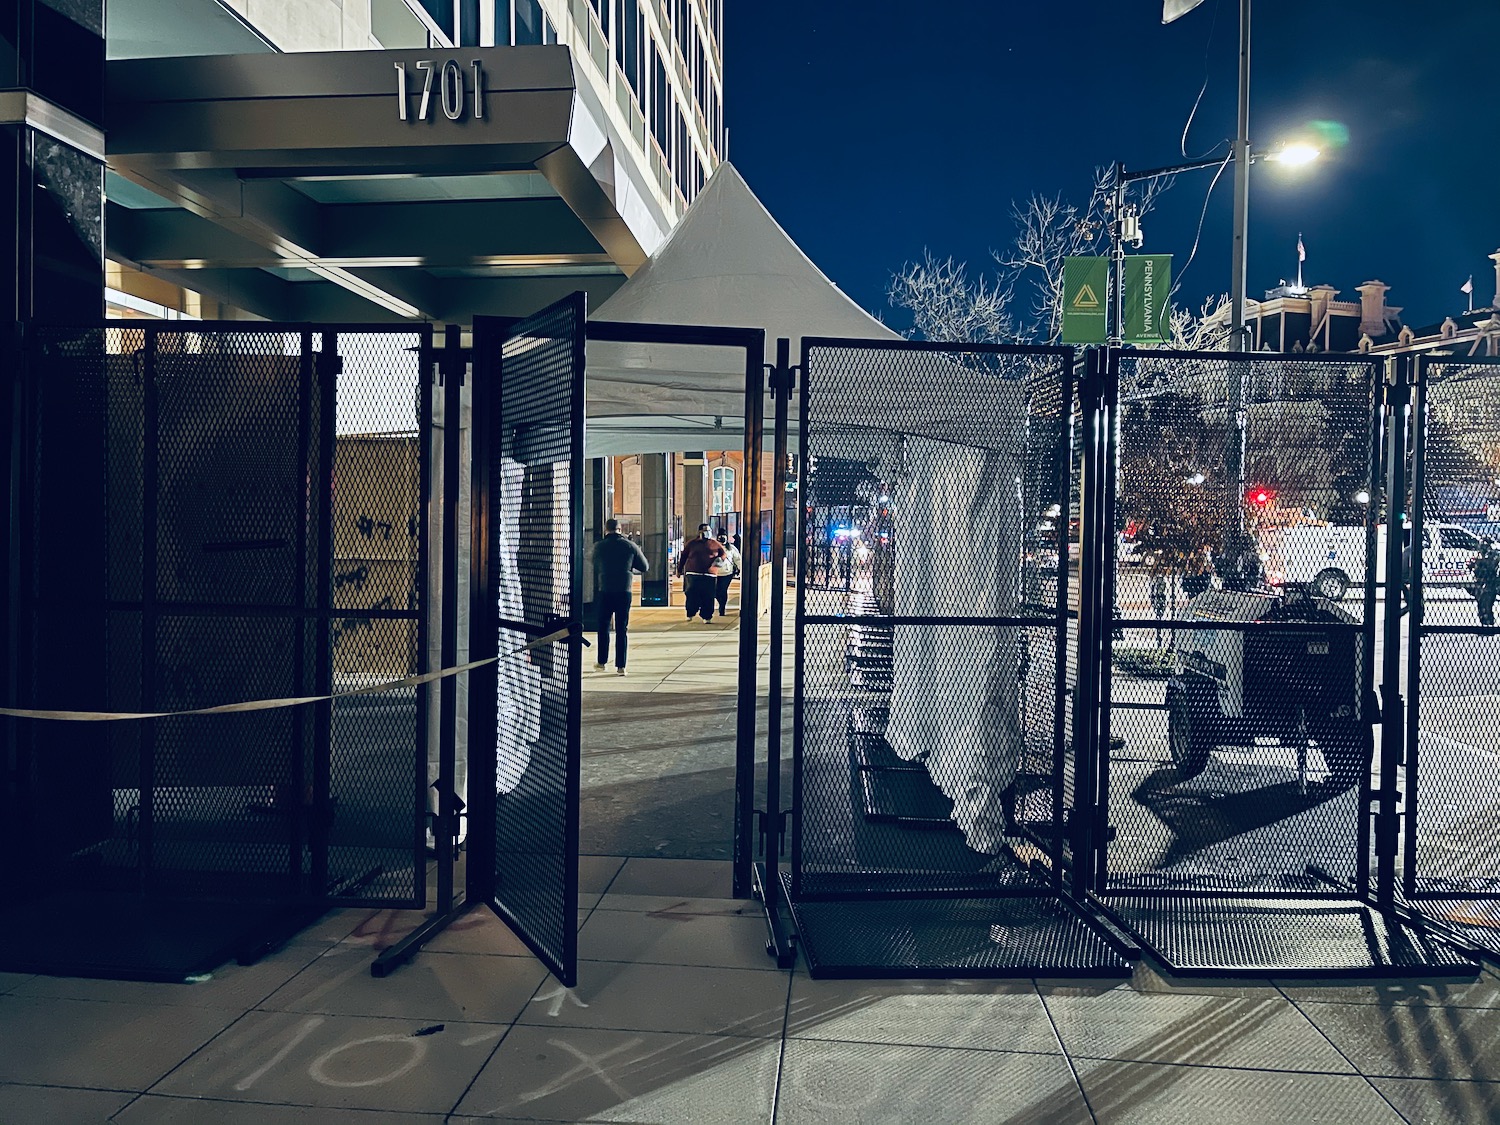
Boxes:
[584,162,898,455]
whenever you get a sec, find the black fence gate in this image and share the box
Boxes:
[1401,353,1500,959]
[781,337,1129,977]
[468,297,586,986]
[1090,347,1463,975]
[2,322,432,980]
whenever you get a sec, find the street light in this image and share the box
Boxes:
[1107,142,1319,346]
[1265,144,1320,168]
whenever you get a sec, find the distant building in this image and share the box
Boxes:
[1200,249,1500,359]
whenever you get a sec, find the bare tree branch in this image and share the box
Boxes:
[887,250,1018,344]
[888,167,1220,348]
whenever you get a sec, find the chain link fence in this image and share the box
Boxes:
[1404,356,1500,944]
[787,339,1128,976]
[6,323,430,974]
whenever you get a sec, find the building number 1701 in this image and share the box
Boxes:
[395,60,486,122]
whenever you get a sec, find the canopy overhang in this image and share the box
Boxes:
[104,45,668,321]
[582,164,899,455]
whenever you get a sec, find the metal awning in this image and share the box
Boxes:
[104,45,672,321]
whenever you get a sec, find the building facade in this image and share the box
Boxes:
[1202,250,1500,360]
[3,0,724,327]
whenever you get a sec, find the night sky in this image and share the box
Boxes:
[723,0,1500,335]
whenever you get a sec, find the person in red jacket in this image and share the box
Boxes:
[676,523,727,622]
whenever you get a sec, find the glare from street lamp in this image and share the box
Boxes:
[1265,143,1320,167]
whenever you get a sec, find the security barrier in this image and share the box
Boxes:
[2,323,433,979]
[5,311,1494,983]
[1400,354,1500,961]
[780,338,1129,977]
[773,340,1473,978]
[1085,348,1460,975]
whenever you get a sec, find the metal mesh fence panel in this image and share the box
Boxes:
[1103,351,1379,896]
[146,330,315,899]
[12,323,428,911]
[485,298,583,982]
[795,342,1075,899]
[325,330,427,905]
[1406,358,1500,918]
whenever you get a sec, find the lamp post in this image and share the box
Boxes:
[1107,144,1320,346]
[1229,0,1253,352]
[1108,154,1231,346]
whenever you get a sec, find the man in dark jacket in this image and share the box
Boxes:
[591,519,649,675]
[677,523,727,622]
[1474,537,1499,627]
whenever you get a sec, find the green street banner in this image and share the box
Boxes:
[1062,256,1108,344]
[1123,254,1172,345]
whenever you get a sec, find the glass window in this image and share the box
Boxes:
[514,0,542,44]
[624,0,642,97]
[1441,527,1482,550]
[712,466,735,515]
[652,43,667,149]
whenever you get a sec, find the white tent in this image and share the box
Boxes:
[584,162,899,455]
[582,164,1044,857]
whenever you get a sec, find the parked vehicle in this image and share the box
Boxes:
[1117,534,1157,568]
[1258,522,1483,600]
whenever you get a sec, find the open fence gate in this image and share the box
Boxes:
[779,336,1130,978]
[1400,353,1500,961]
[468,295,586,987]
[1090,346,1465,976]
[3,322,433,980]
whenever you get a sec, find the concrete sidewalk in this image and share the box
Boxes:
[7,599,1500,1123]
[3,854,1499,1123]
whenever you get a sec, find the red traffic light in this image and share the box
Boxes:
[1245,486,1275,507]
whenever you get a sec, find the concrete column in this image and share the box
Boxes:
[582,457,607,626]
[682,451,707,532]
[4,0,107,859]
[1,0,105,326]
[1308,285,1338,351]
[640,452,671,605]
[1490,249,1500,310]
[585,458,608,543]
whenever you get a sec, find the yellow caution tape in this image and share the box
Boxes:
[0,626,571,723]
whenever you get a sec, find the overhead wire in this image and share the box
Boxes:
[1169,151,1233,301]
[1180,0,1229,161]
[1169,0,1231,306]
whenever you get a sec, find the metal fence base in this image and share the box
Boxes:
[1404,899,1500,967]
[753,862,796,970]
[0,891,323,982]
[1095,895,1476,978]
[783,874,1129,979]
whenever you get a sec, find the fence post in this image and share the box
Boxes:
[1375,356,1409,909]
[732,334,766,899]
[1071,346,1105,894]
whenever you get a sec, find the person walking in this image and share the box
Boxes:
[712,531,742,617]
[591,518,649,675]
[1473,537,1499,627]
[677,522,727,622]
[1150,571,1167,647]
